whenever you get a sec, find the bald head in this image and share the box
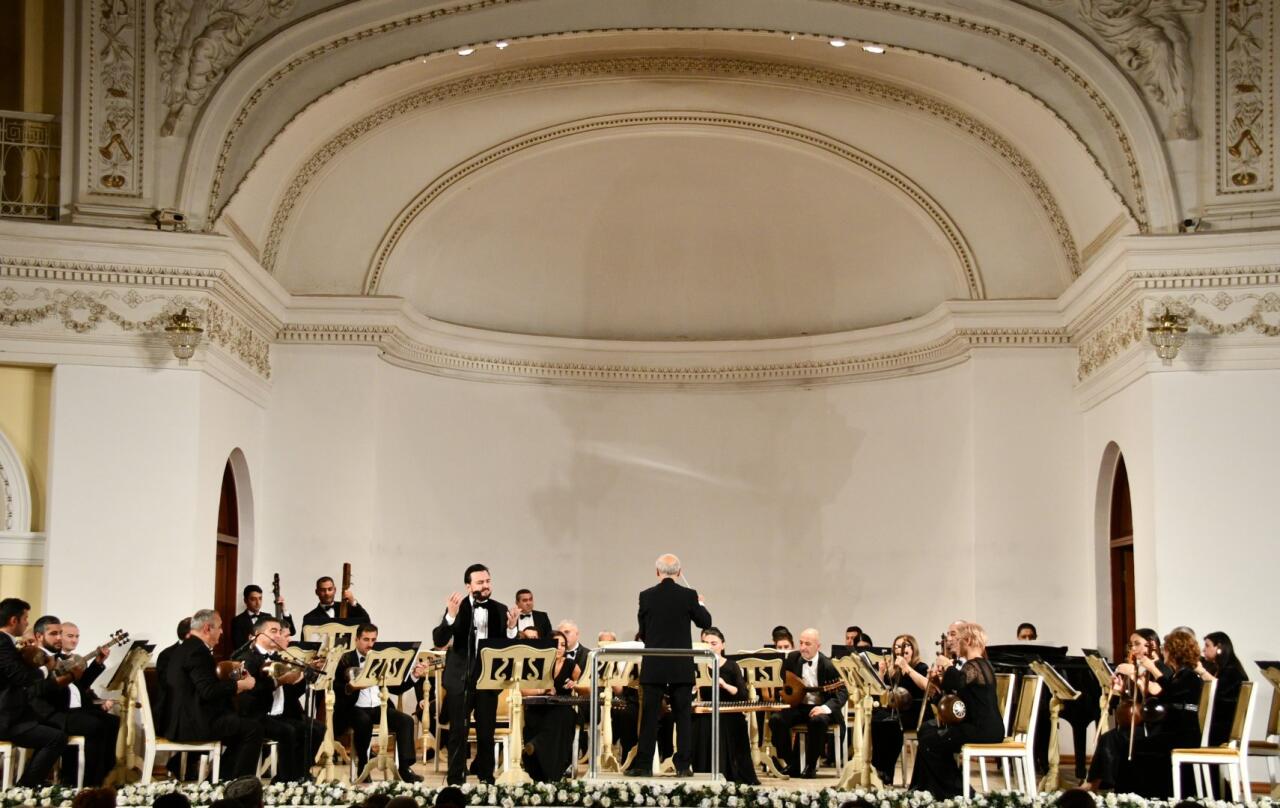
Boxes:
[799,628,820,660]
[655,554,682,578]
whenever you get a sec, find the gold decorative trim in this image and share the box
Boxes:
[363,112,984,299]
[1216,0,1274,193]
[1077,301,1144,381]
[261,56,1079,279]
[1152,291,1280,336]
[205,6,1149,232]
[86,0,144,197]
[277,323,1068,387]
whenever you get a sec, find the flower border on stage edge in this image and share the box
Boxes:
[0,781,1271,808]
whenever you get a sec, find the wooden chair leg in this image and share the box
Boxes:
[1171,760,1183,799]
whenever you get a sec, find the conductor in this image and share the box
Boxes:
[627,554,712,777]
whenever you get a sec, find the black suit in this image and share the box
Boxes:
[301,602,370,629]
[237,645,322,782]
[431,597,514,784]
[162,637,263,778]
[515,610,552,639]
[152,641,183,732]
[231,611,296,650]
[633,578,712,773]
[0,634,67,785]
[30,651,118,785]
[333,649,418,778]
[768,651,848,775]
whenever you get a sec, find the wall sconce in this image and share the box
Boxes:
[164,308,203,366]
[1146,306,1189,366]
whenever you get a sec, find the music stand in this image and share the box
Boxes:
[303,622,357,654]
[349,642,421,783]
[835,652,886,789]
[311,639,352,783]
[1083,651,1116,738]
[732,655,787,779]
[475,640,556,785]
[595,649,637,774]
[102,640,154,787]
[1030,658,1081,791]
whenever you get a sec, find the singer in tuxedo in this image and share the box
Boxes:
[432,563,519,785]
[627,554,712,777]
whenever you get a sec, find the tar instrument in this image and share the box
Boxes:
[925,632,967,726]
[54,629,130,679]
[339,562,352,620]
[780,669,844,708]
[216,660,249,681]
[273,572,284,620]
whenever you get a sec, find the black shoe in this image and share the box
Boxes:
[624,767,649,777]
[773,759,790,776]
[400,770,423,783]
[675,767,693,777]
[801,767,818,779]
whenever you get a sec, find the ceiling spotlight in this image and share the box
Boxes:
[457,47,475,56]
[863,44,886,54]
[829,38,847,47]
[495,40,509,49]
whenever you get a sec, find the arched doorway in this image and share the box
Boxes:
[1106,451,1136,660]
[214,460,239,660]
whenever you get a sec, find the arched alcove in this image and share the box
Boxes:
[213,448,254,659]
[1095,442,1135,660]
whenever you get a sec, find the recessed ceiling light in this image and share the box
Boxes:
[829,38,847,47]
[495,41,509,50]
[457,47,475,56]
[863,44,886,54]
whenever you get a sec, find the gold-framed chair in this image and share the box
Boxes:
[1246,683,1280,797]
[961,674,1043,798]
[789,700,847,773]
[0,741,13,789]
[967,671,1018,787]
[1173,681,1256,803]
[136,667,222,784]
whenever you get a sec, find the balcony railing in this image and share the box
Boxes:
[1,111,61,221]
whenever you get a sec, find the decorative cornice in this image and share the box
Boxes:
[364,112,984,299]
[261,56,1080,280]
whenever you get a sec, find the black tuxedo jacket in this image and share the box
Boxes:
[163,637,238,742]
[30,652,106,720]
[236,646,275,718]
[781,651,848,715]
[567,644,590,678]
[152,640,183,730]
[333,649,416,723]
[516,610,553,639]
[430,598,513,691]
[232,611,296,649]
[636,578,712,685]
[301,602,370,628]
[0,635,44,736]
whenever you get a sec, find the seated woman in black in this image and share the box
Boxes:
[871,633,929,785]
[520,629,580,781]
[1087,629,1202,796]
[690,627,759,784]
[1199,631,1248,796]
[1086,627,1174,792]
[909,620,1005,797]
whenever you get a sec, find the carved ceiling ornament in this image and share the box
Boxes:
[1048,0,1206,140]
[0,426,31,534]
[201,5,1152,233]
[1216,0,1273,192]
[86,0,145,195]
[260,56,1082,281]
[156,0,297,137]
[364,112,986,300]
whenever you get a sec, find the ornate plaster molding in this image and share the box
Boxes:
[86,0,145,196]
[0,427,32,534]
[364,112,984,300]
[262,56,1080,279]
[1216,0,1274,192]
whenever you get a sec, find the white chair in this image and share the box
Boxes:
[0,741,14,789]
[15,736,85,788]
[962,674,1043,798]
[257,740,278,779]
[899,698,929,786]
[1246,684,1280,797]
[791,701,847,773]
[136,667,222,784]
[969,672,1018,788]
[1173,680,1257,803]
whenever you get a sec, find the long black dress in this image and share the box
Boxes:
[691,659,760,784]
[1087,665,1201,797]
[871,661,929,784]
[523,658,579,782]
[1207,663,1247,797]
[909,658,1005,797]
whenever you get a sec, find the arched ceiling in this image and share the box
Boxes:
[202,6,1159,342]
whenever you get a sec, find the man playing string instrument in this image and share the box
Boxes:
[767,628,847,778]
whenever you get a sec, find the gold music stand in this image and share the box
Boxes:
[476,643,556,785]
[102,641,154,787]
[835,652,885,790]
[352,644,421,784]
[1084,652,1116,739]
[303,622,358,653]
[1030,658,1081,791]
[735,656,787,779]
[594,649,637,774]
[311,643,350,783]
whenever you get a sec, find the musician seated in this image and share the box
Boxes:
[513,589,552,638]
[237,617,322,783]
[870,633,929,785]
[909,620,1004,798]
[1085,629,1203,796]
[232,585,295,649]
[162,609,263,779]
[691,628,758,785]
[1016,622,1038,641]
[767,628,847,778]
[29,616,119,786]
[0,598,68,786]
[301,576,369,628]
[519,629,580,782]
[598,631,617,644]
[844,626,863,649]
[334,623,426,782]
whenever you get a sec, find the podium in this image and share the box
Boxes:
[732,653,787,779]
[475,640,556,785]
[351,642,421,783]
[102,640,155,787]
[1030,658,1081,791]
[835,651,886,789]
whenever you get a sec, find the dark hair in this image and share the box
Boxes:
[315,576,334,587]
[515,588,532,599]
[223,776,264,808]
[177,617,193,640]
[242,584,262,599]
[435,786,467,808]
[385,798,418,808]
[153,792,193,808]
[464,563,489,584]
[845,625,862,636]
[1203,631,1247,680]
[0,598,30,627]
[550,629,567,646]
[1134,627,1162,655]
[1017,622,1038,638]
[357,623,377,637]
[72,788,117,808]
[701,627,725,643]
[33,614,60,635]
[771,625,792,642]
[360,795,391,808]
[1053,788,1096,808]
[209,801,237,808]
[856,634,873,647]
[253,615,282,633]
